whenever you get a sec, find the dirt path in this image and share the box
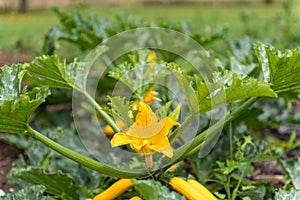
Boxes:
[0,52,31,67]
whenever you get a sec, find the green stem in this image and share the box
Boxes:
[26,125,147,178]
[188,157,201,179]
[167,97,259,167]
[169,114,194,142]
[232,171,245,200]
[226,176,231,200]
[75,87,120,133]
[224,97,258,126]
[229,122,233,160]
[40,128,64,169]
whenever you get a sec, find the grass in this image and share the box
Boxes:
[0,10,58,52]
[0,1,299,52]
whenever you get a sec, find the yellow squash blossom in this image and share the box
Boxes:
[143,87,161,104]
[146,50,156,78]
[104,86,161,136]
[111,102,180,167]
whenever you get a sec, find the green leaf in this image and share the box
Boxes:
[43,10,112,54]
[133,179,186,200]
[43,25,70,55]
[109,50,170,94]
[5,127,105,193]
[109,96,133,126]
[195,133,230,178]
[280,157,300,190]
[251,153,277,162]
[214,192,226,199]
[0,134,29,149]
[0,185,47,200]
[11,167,79,200]
[216,160,253,175]
[196,71,277,113]
[229,56,257,75]
[155,101,173,120]
[275,187,300,200]
[22,55,80,89]
[191,25,227,46]
[43,10,224,55]
[168,104,181,121]
[239,185,266,200]
[0,88,50,134]
[216,160,239,175]
[23,46,107,90]
[0,64,23,101]
[227,37,257,65]
[254,43,300,93]
[231,173,252,185]
[168,65,199,114]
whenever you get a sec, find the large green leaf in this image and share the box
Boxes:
[167,64,276,114]
[133,179,186,200]
[195,71,277,113]
[23,47,107,90]
[43,10,113,55]
[43,10,225,55]
[11,167,79,200]
[0,54,49,135]
[254,43,300,93]
[280,157,300,190]
[0,185,47,200]
[275,187,300,200]
[0,87,50,134]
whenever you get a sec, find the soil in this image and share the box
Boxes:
[0,139,23,193]
[0,52,31,67]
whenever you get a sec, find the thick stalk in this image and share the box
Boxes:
[26,125,148,178]
[74,87,120,133]
[170,97,258,165]
[169,114,194,142]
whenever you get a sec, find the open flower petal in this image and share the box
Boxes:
[127,119,165,138]
[111,133,134,147]
[135,102,157,126]
[150,137,174,158]
[157,117,180,137]
[144,87,161,104]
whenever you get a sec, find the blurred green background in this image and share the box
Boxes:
[0,0,299,53]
